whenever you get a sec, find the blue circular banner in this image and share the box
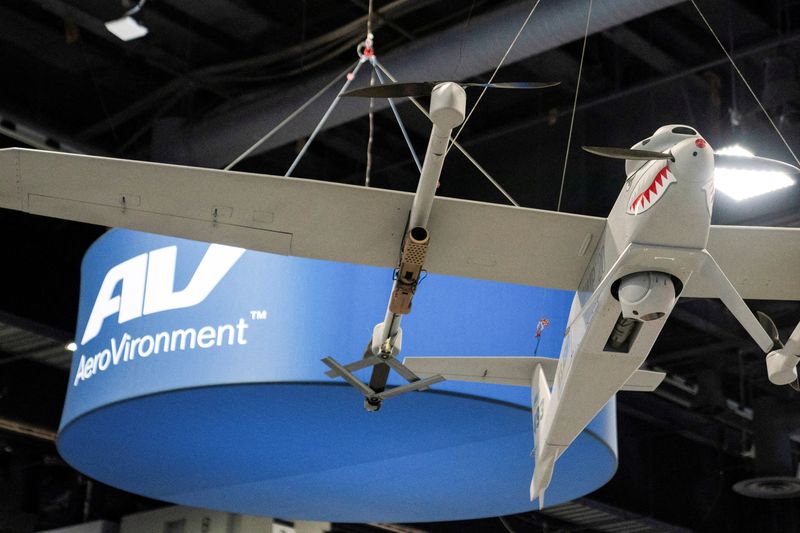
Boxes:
[57,229,616,522]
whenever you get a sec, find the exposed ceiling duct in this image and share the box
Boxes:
[165,0,686,168]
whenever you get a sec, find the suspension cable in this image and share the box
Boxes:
[286,58,366,176]
[445,0,543,157]
[224,60,359,171]
[364,0,375,186]
[374,59,520,206]
[371,59,422,172]
[557,0,593,212]
[689,0,800,167]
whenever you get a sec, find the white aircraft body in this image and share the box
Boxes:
[403,123,793,505]
[1,83,800,507]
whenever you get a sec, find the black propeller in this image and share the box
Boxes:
[757,311,783,351]
[756,311,800,392]
[715,154,800,174]
[582,146,800,174]
[342,81,560,99]
[582,146,673,161]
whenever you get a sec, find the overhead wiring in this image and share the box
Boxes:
[196,0,423,80]
[80,1,423,137]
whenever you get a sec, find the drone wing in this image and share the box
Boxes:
[402,356,666,391]
[684,225,800,300]
[0,148,604,291]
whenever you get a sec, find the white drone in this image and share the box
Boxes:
[1,80,799,509]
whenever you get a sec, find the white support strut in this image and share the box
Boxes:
[700,251,774,352]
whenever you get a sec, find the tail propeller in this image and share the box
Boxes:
[756,311,783,350]
[343,81,560,99]
[756,311,800,392]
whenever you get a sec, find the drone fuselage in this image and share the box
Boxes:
[532,126,723,502]
[608,125,715,254]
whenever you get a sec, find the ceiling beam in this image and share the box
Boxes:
[163,0,686,168]
[603,26,683,74]
[454,27,800,151]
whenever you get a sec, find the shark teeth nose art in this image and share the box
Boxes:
[627,166,677,215]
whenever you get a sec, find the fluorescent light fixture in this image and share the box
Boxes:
[105,16,149,41]
[66,341,78,352]
[714,144,795,201]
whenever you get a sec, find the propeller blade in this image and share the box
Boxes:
[756,311,784,350]
[459,81,560,90]
[343,82,438,98]
[582,146,673,161]
[785,322,800,391]
[715,154,800,174]
[785,319,800,354]
[342,81,559,98]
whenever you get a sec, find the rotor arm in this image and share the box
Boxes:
[699,252,774,352]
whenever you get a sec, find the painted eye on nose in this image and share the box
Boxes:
[695,138,707,148]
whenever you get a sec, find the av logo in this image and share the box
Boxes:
[80,244,245,345]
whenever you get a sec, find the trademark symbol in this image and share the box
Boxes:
[250,310,268,320]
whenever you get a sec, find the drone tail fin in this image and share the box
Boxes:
[531,364,551,454]
[530,363,559,508]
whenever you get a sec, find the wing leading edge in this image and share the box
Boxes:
[686,225,800,300]
[0,148,604,291]
[6,149,797,300]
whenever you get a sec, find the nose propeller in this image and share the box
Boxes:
[342,81,560,99]
[582,146,673,161]
[714,153,800,174]
[582,145,800,174]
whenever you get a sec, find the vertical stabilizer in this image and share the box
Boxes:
[530,363,558,508]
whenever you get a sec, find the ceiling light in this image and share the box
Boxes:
[714,145,795,201]
[105,0,148,42]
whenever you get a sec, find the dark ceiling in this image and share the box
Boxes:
[2,0,800,531]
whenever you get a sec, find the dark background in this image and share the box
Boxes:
[1,1,800,531]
